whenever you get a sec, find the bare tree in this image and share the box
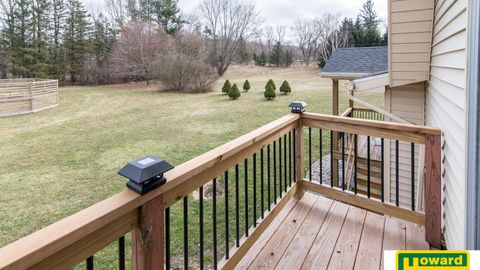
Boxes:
[158,31,218,92]
[110,22,174,85]
[105,0,127,29]
[264,26,274,55]
[200,0,259,76]
[291,19,318,66]
[275,25,286,44]
[315,13,342,65]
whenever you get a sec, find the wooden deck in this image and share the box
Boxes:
[237,192,429,270]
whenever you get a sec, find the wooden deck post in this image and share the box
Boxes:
[332,79,339,187]
[132,194,164,270]
[424,134,442,249]
[295,119,305,198]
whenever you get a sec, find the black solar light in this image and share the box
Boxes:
[289,101,307,113]
[118,156,174,195]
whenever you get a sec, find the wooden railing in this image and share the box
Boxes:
[350,107,385,121]
[0,111,442,270]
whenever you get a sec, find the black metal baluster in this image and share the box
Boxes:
[244,159,249,237]
[224,171,229,259]
[267,144,271,211]
[183,196,188,270]
[235,164,240,247]
[341,132,345,190]
[354,135,358,194]
[284,134,287,192]
[319,129,323,185]
[289,131,292,187]
[411,143,415,211]
[367,136,371,198]
[199,186,204,270]
[330,130,334,188]
[274,141,277,204]
[165,209,170,270]
[396,140,400,206]
[261,148,265,218]
[86,256,93,270]
[119,236,125,270]
[293,129,296,182]
[279,137,282,197]
[309,127,312,181]
[212,179,218,269]
[381,138,385,202]
[253,154,257,227]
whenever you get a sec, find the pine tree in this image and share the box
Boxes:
[266,79,276,90]
[91,13,115,83]
[280,80,291,95]
[253,53,260,65]
[264,83,276,100]
[31,0,52,77]
[259,52,267,66]
[352,16,364,46]
[64,0,92,83]
[268,42,283,67]
[50,0,67,80]
[359,0,382,46]
[139,0,184,34]
[284,50,293,67]
[228,83,240,99]
[236,37,251,64]
[339,18,355,47]
[243,80,250,92]
[222,79,232,94]
[10,0,34,77]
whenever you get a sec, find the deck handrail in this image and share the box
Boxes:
[0,111,441,270]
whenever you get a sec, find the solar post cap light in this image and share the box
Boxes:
[289,101,307,113]
[118,156,174,195]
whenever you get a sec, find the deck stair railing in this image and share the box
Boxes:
[0,104,442,270]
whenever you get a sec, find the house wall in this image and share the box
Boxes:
[384,83,425,209]
[425,0,469,249]
[388,0,434,87]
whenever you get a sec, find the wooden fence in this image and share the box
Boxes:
[0,78,59,117]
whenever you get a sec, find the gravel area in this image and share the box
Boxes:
[306,155,350,188]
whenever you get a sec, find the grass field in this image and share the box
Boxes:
[0,65,383,268]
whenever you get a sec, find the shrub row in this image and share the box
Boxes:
[222,79,292,100]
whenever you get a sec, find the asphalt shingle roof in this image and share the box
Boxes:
[322,46,388,75]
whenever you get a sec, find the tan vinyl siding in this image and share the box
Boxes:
[426,0,468,249]
[384,84,425,209]
[389,0,435,87]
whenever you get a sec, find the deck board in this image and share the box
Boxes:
[248,193,317,270]
[244,191,430,270]
[327,207,366,270]
[353,212,385,270]
[235,196,300,269]
[301,201,349,269]
[275,196,333,270]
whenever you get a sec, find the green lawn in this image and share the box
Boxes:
[0,65,383,268]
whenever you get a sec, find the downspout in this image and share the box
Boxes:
[466,0,480,250]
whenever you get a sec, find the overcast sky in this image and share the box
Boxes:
[81,0,388,41]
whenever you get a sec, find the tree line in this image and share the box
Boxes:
[290,0,386,67]
[0,0,385,86]
[0,0,185,84]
